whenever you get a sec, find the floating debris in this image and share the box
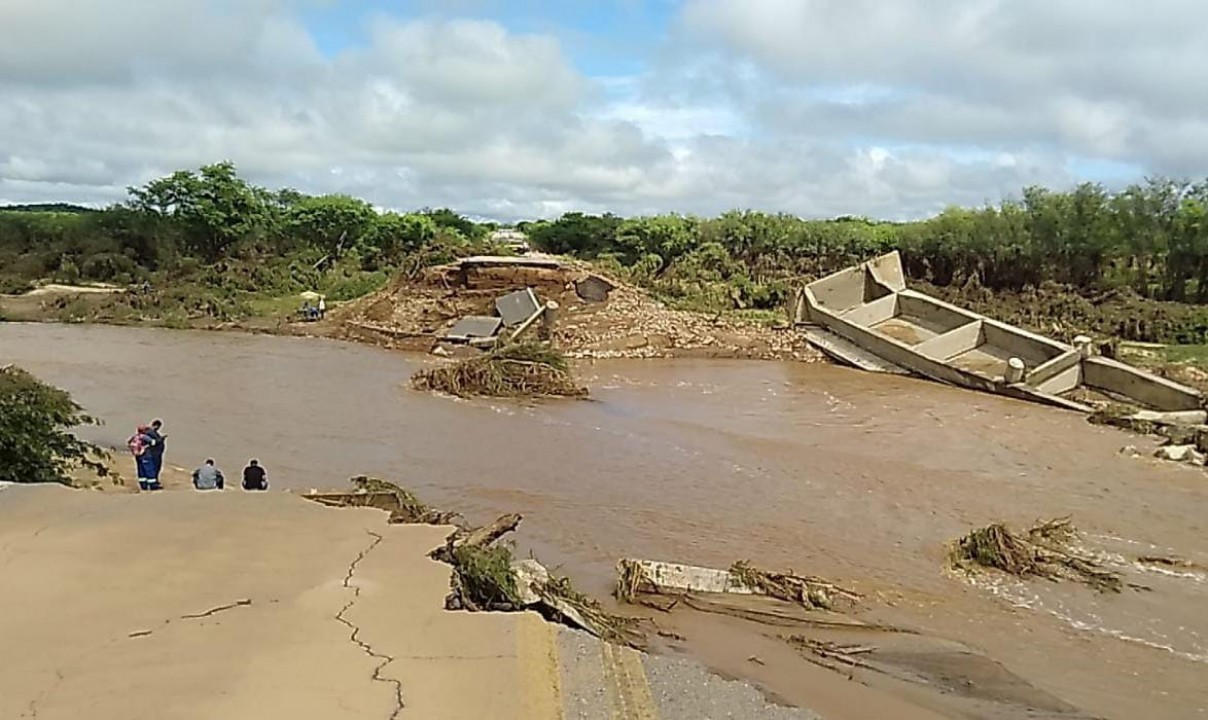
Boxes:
[950,517,1124,593]
[411,341,588,398]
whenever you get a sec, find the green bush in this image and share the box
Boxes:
[0,366,100,484]
[321,271,388,302]
[0,274,33,295]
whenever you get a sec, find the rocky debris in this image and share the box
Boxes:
[335,257,821,361]
[304,477,643,647]
[1153,445,1206,465]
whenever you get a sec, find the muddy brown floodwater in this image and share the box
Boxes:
[3,323,1207,719]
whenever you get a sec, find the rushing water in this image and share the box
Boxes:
[4,323,1207,719]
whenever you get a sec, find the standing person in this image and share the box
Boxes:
[242,459,268,491]
[317,295,326,319]
[144,419,166,491]
[192,459,225,491]
[127,425,156,491]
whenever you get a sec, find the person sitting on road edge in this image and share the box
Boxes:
[192,459,225,491]
[242,459,268,491]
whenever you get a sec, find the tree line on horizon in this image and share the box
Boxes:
[2,163,1208,316]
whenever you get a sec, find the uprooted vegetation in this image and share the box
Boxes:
[950,517,1124,593]
[729,561,863,611]
[410,342,588,399]
[304,477,641,647]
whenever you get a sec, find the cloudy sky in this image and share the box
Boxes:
[1,0,1205,220]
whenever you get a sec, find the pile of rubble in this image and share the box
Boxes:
[336,255,820,361]
[555,283,807,360]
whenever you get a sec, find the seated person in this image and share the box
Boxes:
[242,459,268,491]
[192,459,225,491]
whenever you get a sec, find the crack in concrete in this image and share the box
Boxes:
[335,530,404,720]
[25,668,64,719]
[180,598,252,619]
[128,598,254,638]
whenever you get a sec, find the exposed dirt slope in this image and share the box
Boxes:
[335,258,820,361]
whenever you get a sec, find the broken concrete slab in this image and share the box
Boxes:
[496,288,542,327]
[616,559,861,612]
[574,274,616,303]
[797,251,1205,413]
[444,315,503,342]
[1154,445,1206,464]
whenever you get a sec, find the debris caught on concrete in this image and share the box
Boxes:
[950,517,1125,593]
[615,558,861,612]
[304,475,463,526]
[1088,403,1208,437]
[411,341,588,398]
[304,477,643,647]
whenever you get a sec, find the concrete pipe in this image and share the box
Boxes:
[540,300,560,340]
[1005,357,1026,384]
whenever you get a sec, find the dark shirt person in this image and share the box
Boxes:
[242,459,268,491]
[144,419,167,490]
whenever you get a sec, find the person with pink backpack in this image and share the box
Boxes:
[127,424,161,491]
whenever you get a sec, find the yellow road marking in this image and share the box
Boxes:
[601,641,659,720]
[516,613,564,720]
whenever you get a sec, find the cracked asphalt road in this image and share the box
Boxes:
[0,484,821,720]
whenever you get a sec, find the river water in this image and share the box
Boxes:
[3,323,1206,719]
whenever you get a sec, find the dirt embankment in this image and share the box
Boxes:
[334,258,821,361]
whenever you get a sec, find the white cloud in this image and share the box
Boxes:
[679,0,1208,174]
[0,0,1201,220]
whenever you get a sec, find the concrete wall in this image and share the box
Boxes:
[840,294,899,327]
[806,254,899,314]
[897,294,978,334]
[1035,363,1082,395]
[1026,350,1082,388]
[915,321,983,361]
[807,266,869,313]
[1083,357,1204,411]
[812,305,997,393]
[867,252,907,291]
[981,321,1065,367]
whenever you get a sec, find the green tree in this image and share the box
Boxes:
[526,213,621,256]
[0,366,100,485]
[285,194,378,258]
[615,215,698,272]
[365,212,438,261]
[127,161,267,261]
